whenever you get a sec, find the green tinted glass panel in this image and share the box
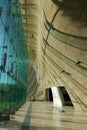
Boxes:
[0,0,29,115]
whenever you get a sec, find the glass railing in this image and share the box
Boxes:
[0,0,29,119]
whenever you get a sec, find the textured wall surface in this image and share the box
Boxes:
[40,0,87,111]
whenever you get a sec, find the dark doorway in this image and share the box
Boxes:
[45,88,53,101]
[49,88,53,101]
[60,87,73,106]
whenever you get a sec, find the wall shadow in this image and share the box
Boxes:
[52,0,87,26]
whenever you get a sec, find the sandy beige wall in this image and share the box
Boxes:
[41,0,87,111]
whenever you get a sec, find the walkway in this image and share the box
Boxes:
[1,101,87,130]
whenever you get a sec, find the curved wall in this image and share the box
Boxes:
[41,0,87,111]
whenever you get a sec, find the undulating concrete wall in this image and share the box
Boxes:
[40,0,87,111]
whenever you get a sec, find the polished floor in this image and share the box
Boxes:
[1,101,87,130]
